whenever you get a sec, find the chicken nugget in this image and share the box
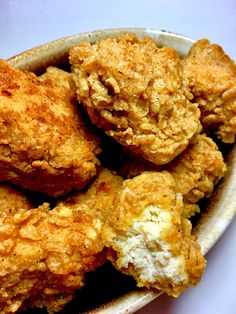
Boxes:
[0,169,122,313]
[39,66,74,95]
[0,60,100,197]
[39,66,100,154]
[70,33,201,165]
[168,134,226,217]
[39,66,76,108]
[103,171,206,297]
[118,134,226,218]
[182,39,236,143]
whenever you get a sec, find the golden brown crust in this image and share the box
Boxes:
[118,134,226,218]
[0,203,102,313]
[70,33,201,165]
[0,169,122,313]
[168,134,226,216]
[103,172,206,297]
[39,66,75,94]
[0,33,232,309]
[0,60,100,197]
[39,66,101,155]
[60,168,123,222]
[182,39,236,143]
[107,171,179,230]
[0,184,32,217]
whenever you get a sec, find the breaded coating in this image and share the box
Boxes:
[0,169,122,313]
[39,66,78,114]
[0,184,32,217]
[0,60,100,197]
[39,66,100,154]
[168,134,226,217]
[62,168,123,221]
[118,134,226,217]
[182,39,236,143]
[70,33,201,165]
[103,171,206,297]
[39,67,74,96]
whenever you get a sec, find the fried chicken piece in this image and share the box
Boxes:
[182,39,236,143]
[70,33,201,165]
[39,67,74,96]
[103,171,206,297]
[0,169,122,313]
[118,134,226,218]
[0,184,32,217]
[39,66,100,154]
[168,134,226,217]
[0,60,100,197]
[39,66,77,112]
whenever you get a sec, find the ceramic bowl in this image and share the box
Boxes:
[7,28,236,314]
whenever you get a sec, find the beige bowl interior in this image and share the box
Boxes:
[7,28,236,314]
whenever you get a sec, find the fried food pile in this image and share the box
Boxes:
[0,32,235,313]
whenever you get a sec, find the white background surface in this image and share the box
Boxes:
[0,1,235,313]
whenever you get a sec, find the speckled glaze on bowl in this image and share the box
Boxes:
[7,28,236,314]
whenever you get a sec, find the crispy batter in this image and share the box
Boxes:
[0,34,233,310]
[103,171,206,297]
[0,60,100,197]
[70,33,201,165]
[0,184,32,217]
[118,134,226,217]
[0,169,122,313]
[168,134,226,217]
[39,66,100,154]
[182,39,236,143]
[39,66,75,96]
[61,168,123,222]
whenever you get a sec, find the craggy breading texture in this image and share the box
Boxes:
[39,66,75,96]
[168,134,226,217]
[0,33,234,312]
[0,170,122,313]
[70,33,201,165]
[103,171,206,297]
[39,66,100,154]
[0,60,100,197]
[182,39,236,143]
[0,184,32,218]
[119,134,226,218]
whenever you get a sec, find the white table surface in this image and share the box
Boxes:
[0,1,235,314]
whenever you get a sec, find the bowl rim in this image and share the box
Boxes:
[7,28,195,72]
[7,27,195,58]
